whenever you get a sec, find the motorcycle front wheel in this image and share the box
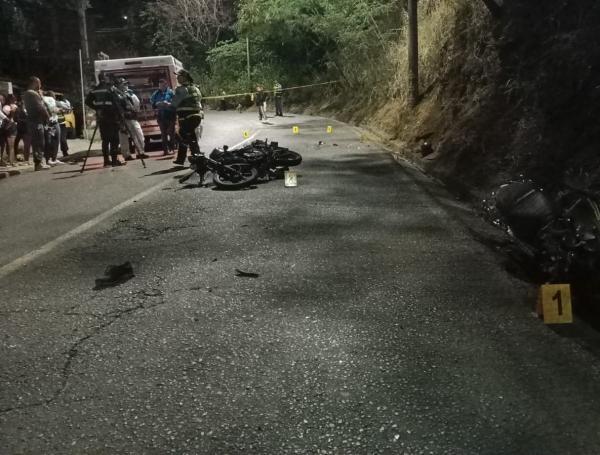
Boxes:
[274,150,302,167]
[213,163,259,189]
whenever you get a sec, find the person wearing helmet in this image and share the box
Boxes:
[171,69,203,165]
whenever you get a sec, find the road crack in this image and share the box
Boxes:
[0,288,165,415]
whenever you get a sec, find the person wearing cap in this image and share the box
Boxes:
[85,72,124,167]
[150,78,176,156]
[171,69,203,165]
[115,77,147,161]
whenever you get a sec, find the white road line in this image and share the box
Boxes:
[0,179,172,280]
[230,130,260,149]
[0,130,262,281]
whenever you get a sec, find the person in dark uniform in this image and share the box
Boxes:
[273,81,283,116]
[254,85,267,121]
[85,72,124,167]
[171,69,203,165]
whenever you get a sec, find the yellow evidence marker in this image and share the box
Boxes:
[327,125,333,134]
[243,131,250,138]
[536,284,573,324]
[284,170,298,187]
[292,126,299,134]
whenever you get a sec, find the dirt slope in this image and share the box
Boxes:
[336,0,600,201]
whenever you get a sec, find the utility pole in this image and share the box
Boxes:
[246,37,251,82]
[79,49,88,140]
[407,0,419,107]
[77,0,90,62]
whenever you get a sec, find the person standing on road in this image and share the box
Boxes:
[42,91,63,166]
[0,94,17,166]
[273,81,283,116]
[13,97,31,164]
[55,93,71,158]
[22,77,50,171]
[85,72,124,167]
[151,78,176,156]
[255,85,267,121]
[116,78,147,161]
[171,69,203,166]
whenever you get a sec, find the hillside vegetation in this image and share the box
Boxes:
[5,0,598,198]
[188,0,600,199]
[336,0,600,198]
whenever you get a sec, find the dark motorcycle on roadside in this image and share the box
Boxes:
[486,174,600,281]
[179,151,259,190]
[210,139,302,181]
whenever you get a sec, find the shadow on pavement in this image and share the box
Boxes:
[52,173,89,181]
[144,167,188,177]
[53,164,106,175]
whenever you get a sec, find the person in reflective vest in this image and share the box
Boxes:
[171,69,203,165]
[273,81,283,116]
[85,72,124,167]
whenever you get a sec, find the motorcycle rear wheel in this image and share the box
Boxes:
[213,163,259,189]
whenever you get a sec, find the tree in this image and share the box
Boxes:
[148,0,235,48]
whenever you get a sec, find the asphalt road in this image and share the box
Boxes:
[2,111,600,454]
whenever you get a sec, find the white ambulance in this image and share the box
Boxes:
[94,55,184,147]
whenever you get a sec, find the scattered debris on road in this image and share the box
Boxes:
[94,261,135,290]
[235,268,260,278]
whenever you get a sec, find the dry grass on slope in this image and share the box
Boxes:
[355,0,600,201]
[365,0,504,198]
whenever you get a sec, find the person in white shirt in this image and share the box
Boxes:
[0,95,8,123]
[1,94,18,166]
[42,91,64,166]
[55,94,72,157]
[116,78,147,161]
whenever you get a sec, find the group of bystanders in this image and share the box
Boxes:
[0,76,71,171]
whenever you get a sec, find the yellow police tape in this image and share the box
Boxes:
[201,80,339,100]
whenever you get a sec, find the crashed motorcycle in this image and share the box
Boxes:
[211,139,302,180]
[487,176,600,281]
[179,151,258,190]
